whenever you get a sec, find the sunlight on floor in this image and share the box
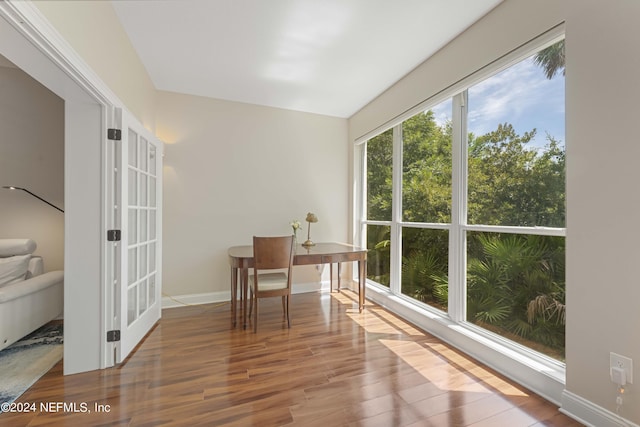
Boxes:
[331,291,529,398]
[381,339,492,394]
[333,291,424,336]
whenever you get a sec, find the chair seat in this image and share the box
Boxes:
[250,272,289,291]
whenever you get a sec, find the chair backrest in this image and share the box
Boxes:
[253,235,294,271]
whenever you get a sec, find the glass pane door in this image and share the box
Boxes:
[117,111,162,363]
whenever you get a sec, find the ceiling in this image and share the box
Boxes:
[112,0,503,118]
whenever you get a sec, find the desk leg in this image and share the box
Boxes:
[242,267,249,329]
[358,259,366,312]
[330,263,333,292]
[328,262,342,292]
[231,267,238,327]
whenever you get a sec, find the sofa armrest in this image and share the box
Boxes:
[0,239,36,257]
[0,270,63,303]
[26,256,44,278]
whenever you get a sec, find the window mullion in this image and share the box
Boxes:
[354,143,366,247]
[390,124,403,295]
[449,91,468,322]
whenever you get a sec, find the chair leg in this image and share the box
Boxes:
[285,295,290,328]
[248,287,253,318]
[253,294,258,333]
[282,295,290,328]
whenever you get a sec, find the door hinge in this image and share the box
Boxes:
[107,128,122,141]
[106,330,121,342]
[107,229,121,242]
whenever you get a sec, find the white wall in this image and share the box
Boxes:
[33,0,156,131]
[0,59,64,271]
[564,0,640,424]
[156,91,349,299]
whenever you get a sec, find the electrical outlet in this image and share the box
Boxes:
[610,352,633,384]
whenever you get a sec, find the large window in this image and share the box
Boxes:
[399,99,452,311]
[365,129,393,287]
[359,37,565,360]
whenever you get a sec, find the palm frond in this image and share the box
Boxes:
[533,40,565,80]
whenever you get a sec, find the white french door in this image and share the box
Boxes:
[107,108,163,364]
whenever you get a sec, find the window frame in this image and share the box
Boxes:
[353,25,567,386]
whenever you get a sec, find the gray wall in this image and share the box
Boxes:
[565,0,640,422]
[0,56,64,272]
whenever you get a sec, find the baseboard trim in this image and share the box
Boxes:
[560,390,638,427]
[162,291,229,309]
[161,281,333,309]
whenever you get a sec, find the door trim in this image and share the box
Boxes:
[0,1,137,373]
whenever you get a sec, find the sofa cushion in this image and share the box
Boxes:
[0,270,63,303]
[0,254,31,287]
[0,239,37,257]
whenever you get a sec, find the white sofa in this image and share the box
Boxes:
[0,239,63,351]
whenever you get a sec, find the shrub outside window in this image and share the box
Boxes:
[359,38,566,360]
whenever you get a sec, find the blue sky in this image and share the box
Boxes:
[431,55,565,149]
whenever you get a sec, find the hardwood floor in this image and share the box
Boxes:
[1,290,582,426]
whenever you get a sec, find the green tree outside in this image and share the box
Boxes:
[365,43,566,356]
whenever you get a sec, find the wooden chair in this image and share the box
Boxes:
[248,235,294,332]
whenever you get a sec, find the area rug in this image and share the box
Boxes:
[0,322,63,410]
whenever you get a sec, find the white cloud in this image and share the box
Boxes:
[420,56,564,148]
[431,98,453,127]
[467,57,565,142]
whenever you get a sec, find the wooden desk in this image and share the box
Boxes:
[228,242,367,328]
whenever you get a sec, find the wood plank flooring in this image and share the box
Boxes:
[1,290,582,426]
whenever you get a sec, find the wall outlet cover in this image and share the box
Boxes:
[610,352,633,385]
